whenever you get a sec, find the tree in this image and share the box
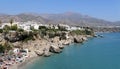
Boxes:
[0,44,5,53]
[85,27,94,35]
[0,20,2,26]
[17,28,24,32]
[30,26,35,31]
[58,25,67,31]
[11,24,18,30]
[3,25,11,33]
[0,29,3,33]
[0,41,13,53]
[3,41,13,53]
[10,19,14,27]
[39,26,47,30]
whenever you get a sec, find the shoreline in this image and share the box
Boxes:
[18,56,39,69]
[0,22,94,69]
[9,56,39,69]
[10,37,89,69]
[9,35,91,69]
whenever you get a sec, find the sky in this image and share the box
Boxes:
[0,0,119,22]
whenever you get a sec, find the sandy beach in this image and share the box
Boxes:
[9,56,39,69]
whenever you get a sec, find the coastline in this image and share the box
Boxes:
[18,56,39,69]
[19,33,120,69]
[9,56,39,69]
[9,35,91,69]
[0,23,94,69]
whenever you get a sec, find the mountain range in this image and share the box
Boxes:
[0,12,119,27]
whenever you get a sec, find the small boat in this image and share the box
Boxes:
[98,35,103,38]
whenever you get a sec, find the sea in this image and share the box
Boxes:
[25,32,120,69]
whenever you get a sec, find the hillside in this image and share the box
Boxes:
[40,12,115,26]
[0,12,119,27]
[0,13,48,24]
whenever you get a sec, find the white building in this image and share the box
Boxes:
[58,24,71,30]
[13,48,20,54]
[18,24,31,31]
[70,26,85,31]
[54,25,59,29]
[20,49,29,57]
[31,23,39,30]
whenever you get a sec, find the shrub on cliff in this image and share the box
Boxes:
[3,24,18,32]
[3,25,10,33]
[39,26,48,30]
[58,25,67,31]
[0,44,5,53]
[70,28,94,36]
[17,28,24,32]
[47,30,56,38]
[46,29,62,38]
[0,29,3,33]
[0,42,13,53]
[21,31,35,42]
[85,27,94,35]
[70,30,86,35]
[59,32,66,40]
[10,24,18,30]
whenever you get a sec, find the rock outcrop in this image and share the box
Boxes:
[44,52,51,57]
[43,48,51,57]
[74,36,88,43]
[1,30,91,58]
[74,36,83,43]
[35,50,44,56]
[58,44,64,49]
[4,31,20,42]
[49,45,62,53]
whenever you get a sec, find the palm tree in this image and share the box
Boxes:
[0,20,2,27]
[10,19,14,27]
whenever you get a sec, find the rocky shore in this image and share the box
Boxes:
[0,24,94,69]
[11,35,90,69]
[0,31,92,69]
[13,35,89,57]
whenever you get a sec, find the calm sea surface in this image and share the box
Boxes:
[26,33,120,69]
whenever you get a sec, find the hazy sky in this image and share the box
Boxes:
[0,0,119,21]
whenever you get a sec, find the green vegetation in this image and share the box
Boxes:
[0,19,94,53]
[0,44,5,53]
[3,25,11,33]
[0,29,3,33]
[10,19,14,27]
[0,20,1,23]
[46,28,65,38]
[17,28,24,32]
[38,26,61,38]
[30,26,35,31]
[3,24,19,33]
[39,26,47,30]
[59,32,66,40]
[10,24,18,30]
[46,29,56,38]
[0,42,13,53]
[58,25,67,31]
[20,31,35,42]
[2,19,18,31]
[85,27,94,35]
[70,28,94,36]
[0,19,94,43]
[36,25,66,39]
[70,30,86,35]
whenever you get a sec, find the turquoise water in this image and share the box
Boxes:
[26,33,120,69]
